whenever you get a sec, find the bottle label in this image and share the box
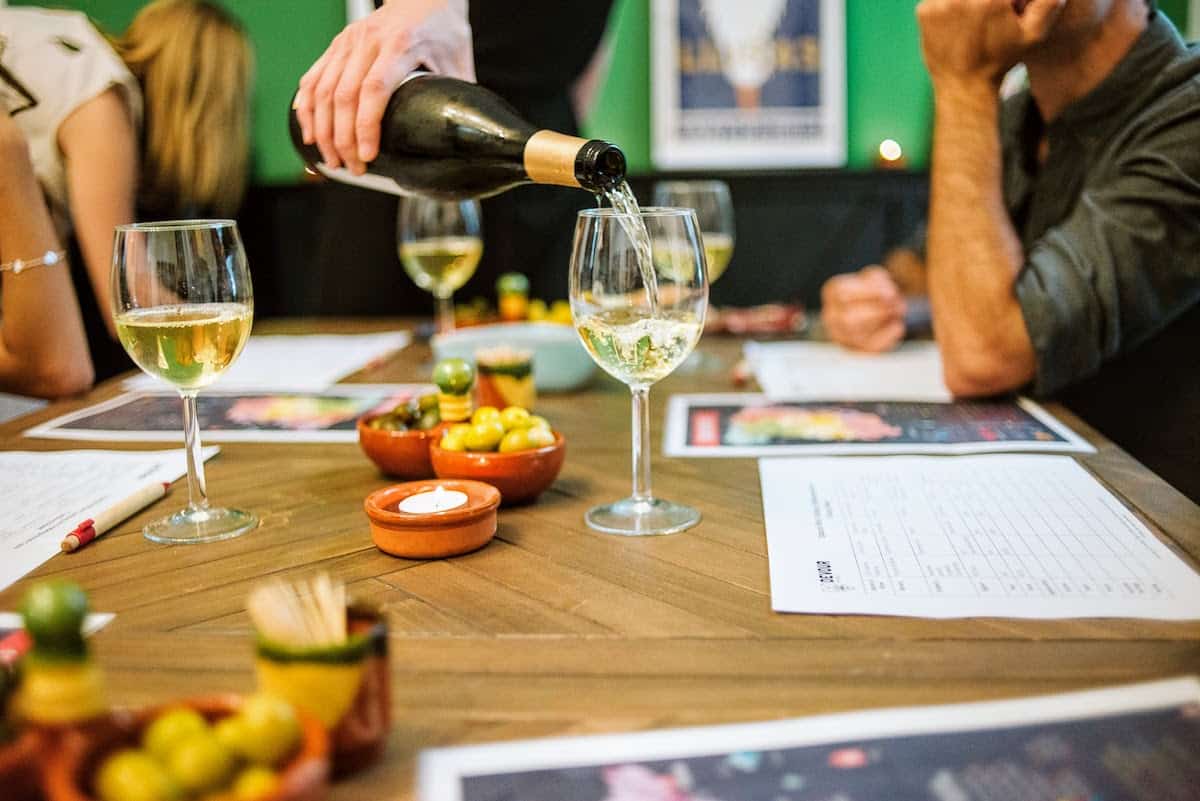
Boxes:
[300,70,431,195]
[524,131,586,189]
[312,163,415,197]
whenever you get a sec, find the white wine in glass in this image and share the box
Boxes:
[570,206,708,536]
[398,197,482,334]
[112,220,257,544]
[653,180,735,283]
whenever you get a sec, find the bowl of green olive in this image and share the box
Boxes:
[429,405,565,505]
[357,393,442,479]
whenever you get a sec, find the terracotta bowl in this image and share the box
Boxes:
[430,431,565,505]
[356,415,439,479]
[0,727,44,801]
[43,695,329,801]
[364,480,501,559]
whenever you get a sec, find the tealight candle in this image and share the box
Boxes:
[397,485,468,514]
[366,479,500,559]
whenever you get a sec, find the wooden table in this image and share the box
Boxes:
[3,322,1199,800]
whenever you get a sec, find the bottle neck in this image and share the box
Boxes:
[523,131,589,189]
[523,132,626,194]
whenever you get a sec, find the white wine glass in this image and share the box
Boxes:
[653,180,734,284]
[112,220,257,544]
[398,196,483,334]
[570,207,708,536]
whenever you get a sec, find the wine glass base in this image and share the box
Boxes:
[585,497,701,537]
[144,507,258,544]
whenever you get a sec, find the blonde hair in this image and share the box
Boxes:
[119,0,253,216]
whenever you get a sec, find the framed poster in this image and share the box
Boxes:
[652,0,846,169]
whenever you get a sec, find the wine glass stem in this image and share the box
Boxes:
[631,385,652,503]
[181,392,210,513]
[435,293,455,335]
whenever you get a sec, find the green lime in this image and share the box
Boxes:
[498,428,531,453]
[498,406,531,431]
[20,580,88,658]
[232,765,280,800]
[465,420,506,452]
[143,707,208,763]
[165,731,235,795]
[432,358,474,394]
[234,694,301,766]
[471,406,500,426]
[95,749,181,801]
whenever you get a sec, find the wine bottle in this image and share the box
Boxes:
[289,75,626,200]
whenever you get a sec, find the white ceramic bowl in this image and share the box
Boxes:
[431,322,595,392]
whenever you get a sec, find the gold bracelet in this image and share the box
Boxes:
[0,249,66,275]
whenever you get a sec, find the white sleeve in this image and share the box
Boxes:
[48,11,142,133]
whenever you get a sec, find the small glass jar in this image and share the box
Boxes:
[475,346,535,410]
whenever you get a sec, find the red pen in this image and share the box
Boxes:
[60,482,170,552]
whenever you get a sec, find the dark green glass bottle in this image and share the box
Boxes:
[289,75,626,200]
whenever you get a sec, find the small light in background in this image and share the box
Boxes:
[875,138,906,169]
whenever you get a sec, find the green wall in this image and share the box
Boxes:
[17,0,1191,181]
[583,0,1192,172]
[583,0,933,172]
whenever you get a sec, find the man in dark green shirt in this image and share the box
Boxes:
[822,0,1200,499]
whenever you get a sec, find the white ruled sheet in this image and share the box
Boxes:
[760,455,1200,619]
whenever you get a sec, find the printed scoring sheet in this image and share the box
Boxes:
[760,455,1200,619]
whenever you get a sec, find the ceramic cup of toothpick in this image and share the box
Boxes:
[249,575,389,778]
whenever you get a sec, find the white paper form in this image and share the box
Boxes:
[0,448,216,591]
[123,331,411,392]
[760,455,1200,619]
[745,340,952,401]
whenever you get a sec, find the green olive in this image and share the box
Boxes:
[465,420,506,452]
[526,426,556,449]
[432,358,475,394]
[498,428,531,453]
[496,272,530,296]
[21,580,88,659]
[498,406,531,431]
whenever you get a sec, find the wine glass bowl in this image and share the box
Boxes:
[653,180,735,285]
[111,220,257,544]
[397,196,483,334]
[570,206,708,536]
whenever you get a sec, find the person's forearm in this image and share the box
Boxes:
[0,157,94,398]
[61,88,139,340]
[926,80,1034,396]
